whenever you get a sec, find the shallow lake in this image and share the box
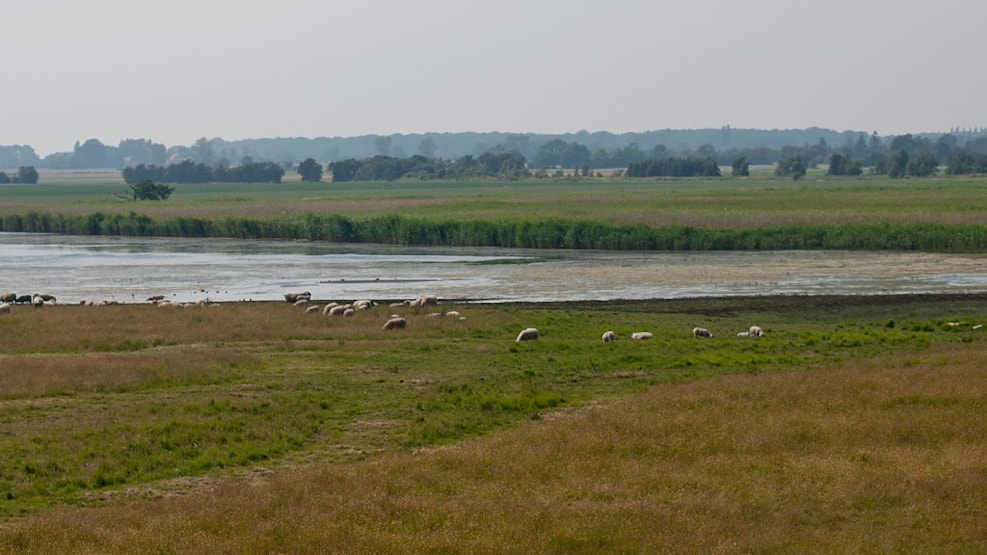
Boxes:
[2,233,987,304]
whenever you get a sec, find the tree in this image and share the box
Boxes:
[72,139,112,169]
[17,166,39,184]
[906,152,938,177]
[827,154,861,176]
[0,172,10,184]
[886,150,909,178]
[533,139,568,168]
[946,149,976,175]
[118,179,174,201]
[297,158,323,182]
[731,156,749,176]
[775,156,806,180]
[374,136,392,156]
[328,158,361,182]
[416,137,437,158]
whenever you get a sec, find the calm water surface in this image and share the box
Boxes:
[2,233,987,304]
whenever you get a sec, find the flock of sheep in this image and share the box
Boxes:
[517,325,765,343]
[2,288,771,347]
[281,291,766,344]
[0,291,58,311]
[283,290,463,331]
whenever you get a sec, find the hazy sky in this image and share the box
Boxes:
[4,0,985,156]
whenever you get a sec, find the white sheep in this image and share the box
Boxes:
[693,327,712,338]
[305,305,321,314]
[0,302,11,314]
[284,291,311,303]
[631,331,653,340]
[749,325,765,337]
[602,330,616,342]
[382,317,407,330]
[516,327,540,342]
[407,295,438,307]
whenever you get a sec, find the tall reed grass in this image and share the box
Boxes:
[3,211,987,251]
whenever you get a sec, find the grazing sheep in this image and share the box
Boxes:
[32,292,56,302]
[343,308,355,317]
[0,302,11,314]
[0,292,16,303]
[328,305,348,316]
[749,325,765,337]
[382,317,408,330]
[445,311,461,318]
[631,332,653,340]
[407,295,438,307]
[516,327,540,342]
[737,331,750,337]
[974,324,984,330]
[602,330,616,343]
[305,305,321,314]
[322,302,338,315]
[284,291,311,303]
[693,327,712,338]
[14,295,32,304]
[353,299,374,311]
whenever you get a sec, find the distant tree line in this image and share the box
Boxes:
[328,152,529,182]
[122,160,285,184]
[625,157,721,178]
[9,129,987,182]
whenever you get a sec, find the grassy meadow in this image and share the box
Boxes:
[0,169,986,228]
[1,172,986,552]
[4,171,987,251]
[0,296,985,552]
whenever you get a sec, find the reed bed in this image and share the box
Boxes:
[4,211,987,252]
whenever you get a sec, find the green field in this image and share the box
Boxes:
[1,173,986,552]
[3,171,987,251]
[0,297,985,552]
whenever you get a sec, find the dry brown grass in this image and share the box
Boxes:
[2,343,984,553]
